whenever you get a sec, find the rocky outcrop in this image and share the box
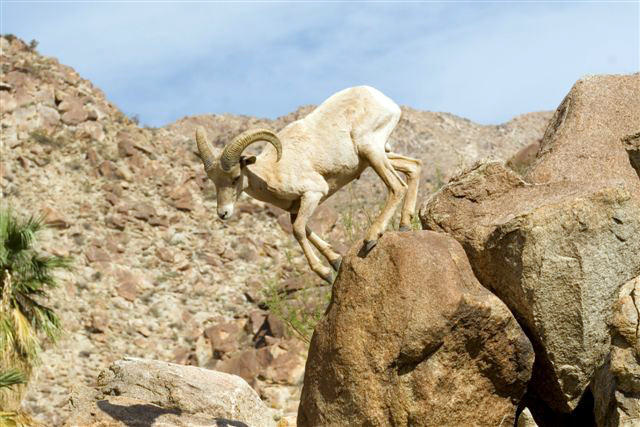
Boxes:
[593,276,640,426]
[422,161,640,416]
[298,231,534,426]
[525,74,640,195]
[420,73,640,418]
[65,357,280,426]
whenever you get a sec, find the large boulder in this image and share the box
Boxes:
[420,73,640,416]
[298,231,534,426]
[421,162,640,414]
[525,73,640,194]
[593,276,640,426]
[65,357,279,426]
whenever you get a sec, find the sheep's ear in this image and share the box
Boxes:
[240,156,256,167]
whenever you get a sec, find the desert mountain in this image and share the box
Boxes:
[0,35,551,424]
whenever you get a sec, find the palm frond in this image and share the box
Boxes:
[0,370,25,389]
[0,315,16,356]
[0,410,38,427]
[25,254,72,288]
[0,207,68,404]
[1,212,43,258]
[15,295,61,342]
[10,308,40,360]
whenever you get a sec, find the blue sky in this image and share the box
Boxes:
[1,2,638,127]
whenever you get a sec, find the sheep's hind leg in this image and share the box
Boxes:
[290,192,334,283]
[360,148,407,252]
[388,153,422,231]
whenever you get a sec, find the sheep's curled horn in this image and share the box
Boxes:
[222,129,283,171]
[195,127,215,172]
[196,127,283,172]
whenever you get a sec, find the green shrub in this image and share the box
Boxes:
[262,274,330,344]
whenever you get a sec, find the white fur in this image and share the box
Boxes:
[199,86,422,282]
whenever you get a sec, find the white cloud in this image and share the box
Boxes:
[1,2,638,126]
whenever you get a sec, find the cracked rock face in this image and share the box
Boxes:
[298,231,534,426]
[420,73,640,416]
[421,162,640,414]
[593,276,640,427]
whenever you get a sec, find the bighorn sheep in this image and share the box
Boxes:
[195,86,421,283]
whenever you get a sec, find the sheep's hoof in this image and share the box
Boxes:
[330,257,342,272]
[363,239,378,253]
[399,225,411,232]
[320,271,334,284]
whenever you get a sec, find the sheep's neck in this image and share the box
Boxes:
[243,165,292,211]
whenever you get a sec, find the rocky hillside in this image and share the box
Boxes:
[0,35,551,424]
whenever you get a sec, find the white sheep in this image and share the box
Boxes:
[196,86,421,283]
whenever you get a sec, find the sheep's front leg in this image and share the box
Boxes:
[292,210,342,272]
[291,192,334,283]
[388,153,422,231]
[361,148,407,252]
[306,226,342,272]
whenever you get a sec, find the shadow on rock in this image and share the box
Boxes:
[215,419,249,427]
[97,400,181,426]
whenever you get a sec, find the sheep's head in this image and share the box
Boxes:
[196,127,282,220]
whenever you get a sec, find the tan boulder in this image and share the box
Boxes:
[12,104,37,131]
[65,357,279,426]
[34,86,55,106]
[5,70,33,91]
[593,276,640,427]
[0,91,17,113]
[40,206,70,229]
[37,105,61,131]
[115,281,138,302]
[526,73,640,194]
[85,245,111,263]
[298,231,534,426]
[421,162,640,413]
[205,320,246,358]
[98,160,130,180]
[420,73,640,416]
[59,98,89,125]
[76,120,105,141]
[117,131,137,157]
[129,202,156,221]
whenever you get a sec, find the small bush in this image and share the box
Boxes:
[262,274,330,344]
[29,130,65,149]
